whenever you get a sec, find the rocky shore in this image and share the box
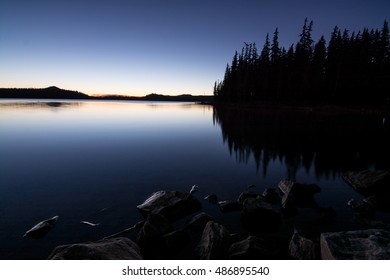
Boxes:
[25,170,390,260]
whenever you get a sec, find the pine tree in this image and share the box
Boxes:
[271,28,280,63]
[311,36,327,101]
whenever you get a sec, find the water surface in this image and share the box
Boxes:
[0,100,389,259]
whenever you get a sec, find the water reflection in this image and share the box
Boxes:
[213,105,390,179]
[0,100,82,109]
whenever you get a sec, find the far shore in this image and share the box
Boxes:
[1,86,389,115]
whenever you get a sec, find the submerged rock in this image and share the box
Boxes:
[136,190,202,221]
[218,200,243,212]
[343,170,390,196]
[23,216,59,239]
[321,229,390,259]
[204,194,218,204]
[48,237,143,260]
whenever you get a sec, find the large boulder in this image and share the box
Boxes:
[48,237,143,260]
[321,229,390,259]
[343,170,390,196]
[137,190,202,221]
[197,221,231,259]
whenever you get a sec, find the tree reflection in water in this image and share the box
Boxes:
[213,105,390,180]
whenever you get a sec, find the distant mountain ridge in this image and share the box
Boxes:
[0,86,90,99]
[0,86,214,102]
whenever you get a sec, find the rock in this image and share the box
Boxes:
[237,192,259,204]
[137,190,202,221]
[347,198,375,217]
[289,231,320,260]
[229,236,283,260]
[364,195,390,212]
[197,221,231,260]
[23,216,59,239]
[278,179,321,196]
[204,194,218,204]
[240,197,282,233]
[280,192,298,218]
[138,213,173,240]
[185,212,215,231]
[162,230,191,255]
[262,188,280,204]
[278,179,320,209]
[321,229,390,259]
[189,185,199,195]
[218,200,243,212]
[343,170,390,196]
[137,213,174,259]
[48,237,143,260]
[311,207,336,225]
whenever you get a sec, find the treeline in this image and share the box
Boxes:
[214,19,390,105]
[0,86,214,102]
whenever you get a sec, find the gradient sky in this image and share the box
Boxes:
[1,0,389,96]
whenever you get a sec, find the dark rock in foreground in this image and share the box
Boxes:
[343,170,390,196]
[197,221,231,259]
[48,237,143,260]
[364,195,390,212]
[289,231,320,260]
[137,213,174,259]
[321,229,390,259]
[185,212,215,231]
[279,179,321,209]
[136,190,202,221]
[229,235,284,259]
[240,197,282,234]
[45,177,390,260]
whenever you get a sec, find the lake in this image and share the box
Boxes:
[1,100,389,259]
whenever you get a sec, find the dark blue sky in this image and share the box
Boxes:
[1,0,389,96]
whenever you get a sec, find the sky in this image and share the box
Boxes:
[1,0,389,96]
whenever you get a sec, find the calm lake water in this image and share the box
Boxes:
[0,100,389,259]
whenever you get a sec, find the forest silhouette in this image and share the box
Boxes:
[214,19,390,106]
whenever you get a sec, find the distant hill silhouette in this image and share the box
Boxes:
[0,86,90,99]
[0,87,214,103]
